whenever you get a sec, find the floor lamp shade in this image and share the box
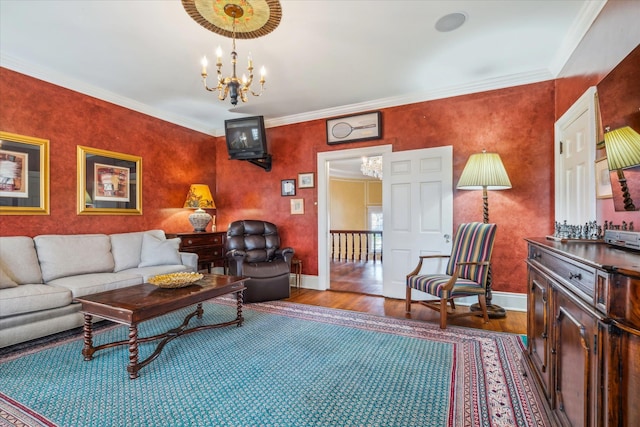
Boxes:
[184,184,216,231]
[457,151,512,191]
[604,126,640,211]
[457,150,512,223]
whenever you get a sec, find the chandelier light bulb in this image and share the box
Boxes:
[216,46,223,63]
[201,56,208,75]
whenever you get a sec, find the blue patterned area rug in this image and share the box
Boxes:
[0,300,549,426]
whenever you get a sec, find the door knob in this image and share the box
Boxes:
[444,234,451,243]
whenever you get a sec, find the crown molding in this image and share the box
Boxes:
[263,68,553,131]
[547,0,607,77]
[3,52,552,138]
[1,54,218,136]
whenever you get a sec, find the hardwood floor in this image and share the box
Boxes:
[286,260,526,335]
[328,260,382,295]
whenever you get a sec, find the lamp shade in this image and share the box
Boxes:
[184,184,215,232]
[457,150,512,190]
[183,184,216,209]
[604,126,640,171]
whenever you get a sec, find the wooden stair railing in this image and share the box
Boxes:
[329,230,382,262]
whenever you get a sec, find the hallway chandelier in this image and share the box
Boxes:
[182,0,282,106]
[361,156,383,180]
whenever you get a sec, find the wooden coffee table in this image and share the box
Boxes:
[76,274,246,379]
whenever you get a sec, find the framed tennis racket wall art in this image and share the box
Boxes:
[326,111,382,145]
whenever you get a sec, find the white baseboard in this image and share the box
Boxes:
[451,292,527,312]
[290,274,527,312]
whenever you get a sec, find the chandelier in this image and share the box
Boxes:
[182,0,282,106]
[361,156,383,180]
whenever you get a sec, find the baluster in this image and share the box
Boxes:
[350,232,355,261]
[331,232,335,261]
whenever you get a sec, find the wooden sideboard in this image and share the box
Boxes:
[167,231,226,273]
[524,238,640,427]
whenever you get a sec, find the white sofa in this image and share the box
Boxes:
[0,230,198,348]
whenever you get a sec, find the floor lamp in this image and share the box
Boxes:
[457,149,512,318]
[604,126,640,211]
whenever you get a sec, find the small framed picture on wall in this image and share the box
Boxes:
[298,172,314,188]
[291,198,304,214]
[281,179,296,196]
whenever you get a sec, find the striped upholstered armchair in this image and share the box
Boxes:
[405,222,497,329]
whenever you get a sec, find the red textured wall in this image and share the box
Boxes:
[1,0,636,297]
[0,68,217,236]
[214,82,556,293]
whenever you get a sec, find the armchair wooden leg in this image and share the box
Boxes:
[477,294,490,324]
[440,298,448,329]
[405,287,412,313]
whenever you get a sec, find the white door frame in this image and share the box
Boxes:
[554,86,597,223]
[316,145,393,291]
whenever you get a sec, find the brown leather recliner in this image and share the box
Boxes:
[225,220,294,303]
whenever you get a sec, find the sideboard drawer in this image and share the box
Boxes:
[530,247,596,301]
[181,233,224,248]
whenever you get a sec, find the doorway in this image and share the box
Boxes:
[317,145,392,293]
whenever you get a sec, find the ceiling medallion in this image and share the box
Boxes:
[182,0,282,39]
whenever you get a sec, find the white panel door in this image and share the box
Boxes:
[555,87,597,224]
[382,146,453,299]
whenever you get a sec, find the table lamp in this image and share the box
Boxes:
[183,184,216,232]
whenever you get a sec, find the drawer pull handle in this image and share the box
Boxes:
[531,252,541,259]
[187,240,193,244]
[569,272,582,280]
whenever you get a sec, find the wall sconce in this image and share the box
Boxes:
[183,184,216,232]
[457,149,512,318]
[604,126,640,211]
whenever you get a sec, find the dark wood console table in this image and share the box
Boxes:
[524,238,639,426]
[76,274,246,379]
[167,231,227,273]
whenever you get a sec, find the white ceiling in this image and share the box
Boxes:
[1,0,606,137]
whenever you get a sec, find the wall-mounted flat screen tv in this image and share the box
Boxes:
[224,116,269,160]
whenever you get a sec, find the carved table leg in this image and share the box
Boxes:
[236,290,244,326]
[196,302,203,319]
[82,314,95,361]
[127,324,139,380]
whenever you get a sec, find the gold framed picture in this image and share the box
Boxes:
[77,146,142,215]
[0,131,50,215]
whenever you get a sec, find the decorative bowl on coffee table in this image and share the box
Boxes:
[149,272,204,288]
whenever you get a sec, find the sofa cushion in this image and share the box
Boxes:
[0,266,18,289]
[0,284,72,317]
[0,236,43,285]
[138,233,182,267]
[34,234,115,282]
[110,230,166,272]
[47,272,143,299]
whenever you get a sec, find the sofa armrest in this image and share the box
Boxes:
[179,252,198,272]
